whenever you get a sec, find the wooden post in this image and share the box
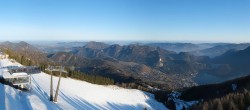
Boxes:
[54,66,62,102]
[49,66,53,101]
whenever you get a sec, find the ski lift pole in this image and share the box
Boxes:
[54,66,62,102]
[49,66,54,101]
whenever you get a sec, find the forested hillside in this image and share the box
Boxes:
[0,42,114,85]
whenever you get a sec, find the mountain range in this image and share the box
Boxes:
[1,41,250,90]
[1,41,250,110]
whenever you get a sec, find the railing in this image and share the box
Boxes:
[4,76,30,85]
[8,66,41,74]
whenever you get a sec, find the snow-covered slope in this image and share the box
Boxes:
[0,59,167,110]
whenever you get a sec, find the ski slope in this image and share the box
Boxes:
[0,59,167,110]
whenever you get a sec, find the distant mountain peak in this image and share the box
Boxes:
[84,41,109,50]
[18,41,31,46]
[1,41,14,46]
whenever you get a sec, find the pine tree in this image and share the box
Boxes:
[228,100,238,110]
[214,99,223,110]
[202,102,209,110]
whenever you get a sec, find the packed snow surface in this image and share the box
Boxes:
[0,58,167,110]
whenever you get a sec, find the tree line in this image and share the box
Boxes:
[191,89,250,110]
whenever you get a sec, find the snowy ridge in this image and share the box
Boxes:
[0,58,167,110]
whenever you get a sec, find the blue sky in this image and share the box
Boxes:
[0,0,249,42]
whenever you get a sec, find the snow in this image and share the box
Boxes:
[168,91,198,110]
[232,84,237,91]
[11,72,28,76]
[0,58,168,110]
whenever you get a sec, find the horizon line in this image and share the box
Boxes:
[0,40,250,44]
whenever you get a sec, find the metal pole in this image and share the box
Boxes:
[49,66,53,101]
[54,66,62,102]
